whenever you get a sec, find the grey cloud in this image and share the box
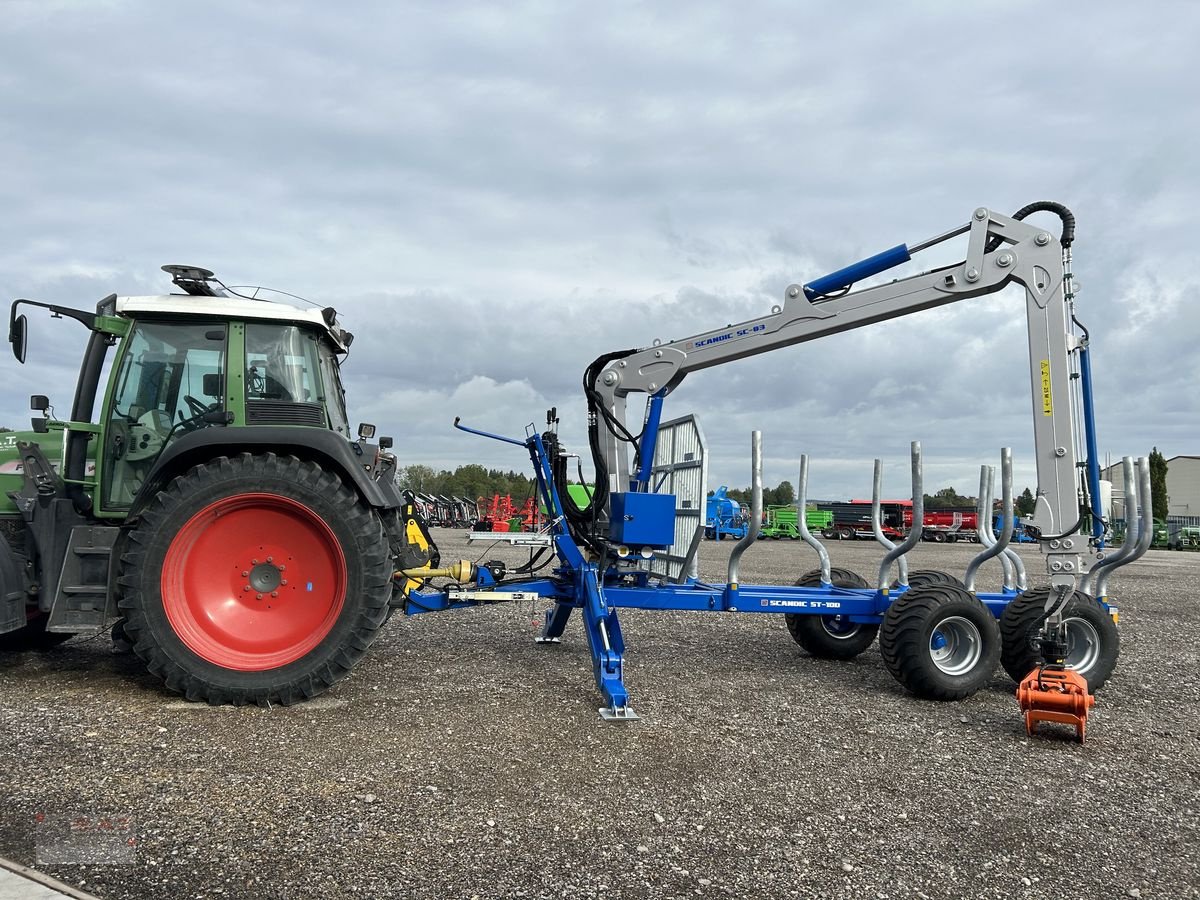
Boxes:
[1,1,1198,499]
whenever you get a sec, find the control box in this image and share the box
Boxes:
[608,492,676,548]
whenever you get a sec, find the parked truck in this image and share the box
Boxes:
[819,500,909,541]
[922,508,978,543]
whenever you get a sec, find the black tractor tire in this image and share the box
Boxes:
[118,453,393,706]
[998,587,1119,692]
[892,569,967,591]
[0,613,73,651]
[931,531,947,543]
[879,584,1000,700]
[785,567,877,660]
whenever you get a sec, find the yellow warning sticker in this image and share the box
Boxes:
[1040,360,1053,415]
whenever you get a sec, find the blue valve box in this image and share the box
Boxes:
[609,492,676,547]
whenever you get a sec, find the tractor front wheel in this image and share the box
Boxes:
[118,453,393,705]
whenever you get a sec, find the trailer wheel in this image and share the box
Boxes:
[931,531,947,543]
[879,584,1000,700]
[118,453,393,706]
[892,570,966,591]
[837,526,855,541]
[998,587,1119,692]
[785,567,877,660]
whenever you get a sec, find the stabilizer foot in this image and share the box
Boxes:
[1017,666,1094,742]
[599,705,640,722]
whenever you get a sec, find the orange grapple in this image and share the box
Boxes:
[1017,667,1095,743]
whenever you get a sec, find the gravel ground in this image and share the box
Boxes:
[0,531,1197,900]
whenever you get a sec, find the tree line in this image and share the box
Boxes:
[397,463,537,502]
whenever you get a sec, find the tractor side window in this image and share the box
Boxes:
[317,339,350,437]
[244,324,327,427]
[101,321,226,509]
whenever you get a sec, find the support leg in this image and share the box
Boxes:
[579,565,638,721]
[537,601,573,644]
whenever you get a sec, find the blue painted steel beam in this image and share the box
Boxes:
[1078,344,1105,543]
[632,391,666,490]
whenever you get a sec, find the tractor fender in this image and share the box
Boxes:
[132,427,403,515]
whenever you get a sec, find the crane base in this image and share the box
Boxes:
[1017,667,1094,742]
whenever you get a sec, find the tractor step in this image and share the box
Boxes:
[46,526,119,633]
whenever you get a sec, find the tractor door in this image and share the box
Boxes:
[100,321,226,510]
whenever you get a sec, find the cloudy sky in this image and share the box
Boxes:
[1,1,1197,501]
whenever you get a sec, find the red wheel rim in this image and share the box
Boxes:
[160,493,347,670]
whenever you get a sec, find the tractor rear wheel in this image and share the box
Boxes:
[998,587,1119,692]
[785,567,877,659]
[118,453,393,705]
[879,584,1000,700]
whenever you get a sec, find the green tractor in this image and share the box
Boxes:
[1,266,432,704]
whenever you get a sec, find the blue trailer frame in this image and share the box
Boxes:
[404,424,1032,718]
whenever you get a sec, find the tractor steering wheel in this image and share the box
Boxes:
[183,394,211,417]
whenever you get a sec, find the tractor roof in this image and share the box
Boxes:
[114,294,352,352]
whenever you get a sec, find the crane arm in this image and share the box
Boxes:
[588,204,1091,578]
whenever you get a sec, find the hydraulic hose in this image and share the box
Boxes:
[986,201,1075,252]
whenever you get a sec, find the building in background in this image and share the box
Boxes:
[1101,455,1200,542]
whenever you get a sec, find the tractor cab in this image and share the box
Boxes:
[7,266,361,517]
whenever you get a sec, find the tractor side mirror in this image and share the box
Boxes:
[357,423,376,441]
[10,314,27,364]
[202,372,222,397]
[378,436,394,450]
[30,394,49,413]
